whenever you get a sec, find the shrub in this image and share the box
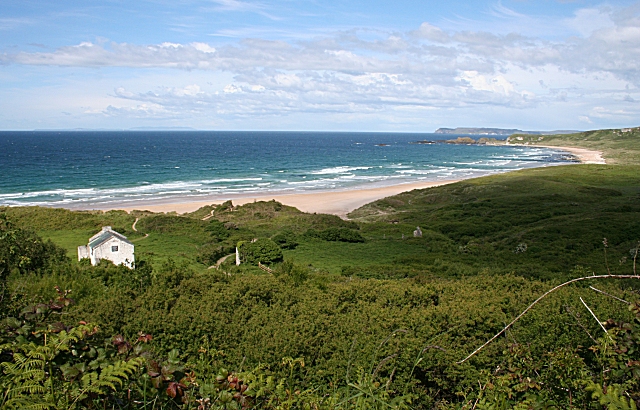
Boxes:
[0,213,68,277]
[205,220,230,241]
[274,260,309,286]
[305,227,365,243]
[271,230,298,249]
[240,238,283,265]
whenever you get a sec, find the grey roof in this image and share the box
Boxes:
[88,228,133,249]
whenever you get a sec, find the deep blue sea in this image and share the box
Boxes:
[0,131,575,209]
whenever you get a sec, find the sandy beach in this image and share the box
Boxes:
[84,145,605,218]
[536,145,606,164]
[116,180,461,218]
[504,142,606,164]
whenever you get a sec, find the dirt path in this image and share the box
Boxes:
[208,253,235,270]
[202,210,215,221]
[131,217,149,240]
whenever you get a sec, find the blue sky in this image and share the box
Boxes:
[1,0,639,131]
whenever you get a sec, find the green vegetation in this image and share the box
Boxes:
[240,238,284,265]
[1,127,640,408]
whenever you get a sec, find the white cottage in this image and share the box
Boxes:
[78,226,135,268]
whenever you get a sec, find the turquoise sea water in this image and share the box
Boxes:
[0,131,575,209]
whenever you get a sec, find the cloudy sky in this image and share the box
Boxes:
[1,0,639,131]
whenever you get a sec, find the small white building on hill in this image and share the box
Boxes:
[78,226,135,268]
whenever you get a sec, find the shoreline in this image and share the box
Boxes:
[506,143,606,164]
[109,179,462,218]
[36,145,608,218]
[536,145,605,164]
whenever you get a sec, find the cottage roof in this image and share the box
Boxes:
[88,227,133,249]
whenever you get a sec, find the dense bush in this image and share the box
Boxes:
[205,219,231,241]
[0,213,67,277]
[271,230,298,249]
[274,259,309,286]
[240,238,284,265]
[305,227,365,243]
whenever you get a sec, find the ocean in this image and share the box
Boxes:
[0,131,575,209]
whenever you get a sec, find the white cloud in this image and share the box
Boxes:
[565,7,615,37]
[411,23,451,43]
[0,17,35,30]
[2,4,639,130]
[223,84,242,93]
[191,42,216,53]
[458,71,516,95]
[103,103,176,118]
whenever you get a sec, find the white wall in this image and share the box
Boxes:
[91,237,135,268]
[78,245,89,261]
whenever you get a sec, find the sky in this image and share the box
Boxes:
[1,0,639,131]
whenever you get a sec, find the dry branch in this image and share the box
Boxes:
[580,296,612,341]
[589,286,629,304]
[456,274,640,365]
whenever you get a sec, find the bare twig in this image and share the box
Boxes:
[373,354,398,378]
[456,274,640,364]
[580,297,613,341]
[564,305,597,343]
[589,286,629,304]
[421,345,446,353]
[603,238,611,275]
[634,243,639,276]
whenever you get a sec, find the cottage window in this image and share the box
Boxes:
[112,245,119,252]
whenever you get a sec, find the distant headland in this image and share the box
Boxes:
[434,127,579,136]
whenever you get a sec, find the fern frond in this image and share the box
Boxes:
[79,357,144,395]
[3,392,54,410]
[4,357,45,375]
[4,381,48,397]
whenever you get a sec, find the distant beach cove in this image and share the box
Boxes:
[0,131,599,216]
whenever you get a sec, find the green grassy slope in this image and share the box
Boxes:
[346,164,640,279]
